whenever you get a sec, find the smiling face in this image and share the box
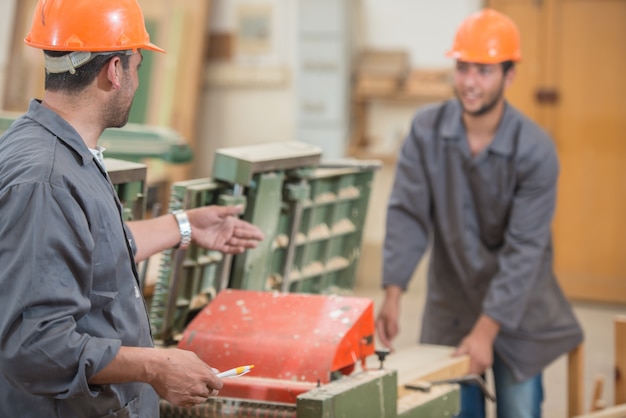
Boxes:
[453,61,514,118]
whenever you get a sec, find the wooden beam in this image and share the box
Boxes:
[615,316,626,404]
[568,343,585,417]
[574,404,626,418]
[590,375,606,412]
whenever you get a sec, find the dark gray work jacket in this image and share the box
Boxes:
[0,100,158,417]
[383,100,583,381]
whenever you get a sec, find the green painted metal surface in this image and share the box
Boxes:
[99,124,192,163]
[104,158,147,221]
[230,172,286,290]
[297,370,397,418]
[397,386,460,418]
[287,167,376,293]
[0,113,192,164]
[149,178,224,343]
[128,19,158,124]
[212,142,321,186]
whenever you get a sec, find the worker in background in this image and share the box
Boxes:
[0,0,264,417]
[376,9,583,418]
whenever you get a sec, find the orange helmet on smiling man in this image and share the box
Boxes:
[446,8,521,64]
[24,0,164,74]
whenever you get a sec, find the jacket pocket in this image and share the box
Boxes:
[98,396,139,418]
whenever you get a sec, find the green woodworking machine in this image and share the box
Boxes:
[149,142,381,344]
[146,142,464,417]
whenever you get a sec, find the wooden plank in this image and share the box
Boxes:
[365,345,470,399]
[402,353,470,383]
[354,50,409,97]
[403,69,453,98]
[574,404,626,418]
[591,375,607,412]
[0,0,17,109]
[397,384,459,416]
[134,0,212,194]
[568,343,585,417]
[356,50,409,79]
[3,0,41,112]
[167,0,211,184]
[398,355,470,399]
[615,316,626,405]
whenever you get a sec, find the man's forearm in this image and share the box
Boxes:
[127,215,180,262]
[89,346,156,385]
[89,345,224,406]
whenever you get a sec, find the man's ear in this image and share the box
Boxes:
[504,65,516,88]
[105,56,123,90]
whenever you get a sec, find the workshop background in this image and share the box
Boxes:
[0,0,625,417]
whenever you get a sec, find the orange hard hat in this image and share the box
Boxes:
[446,8,521,63]
[24,0,164,53]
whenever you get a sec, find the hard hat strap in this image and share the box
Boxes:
[44,50,133,75]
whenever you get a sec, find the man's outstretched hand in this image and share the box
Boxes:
[187,205,264,254]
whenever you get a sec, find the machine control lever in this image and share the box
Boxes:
[375,349,390,369]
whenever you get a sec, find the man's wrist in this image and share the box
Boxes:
[172,210,192,249]
[383,285,404,300]
[474,314,501,342]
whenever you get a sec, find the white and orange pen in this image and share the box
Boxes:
[216,364,255,378]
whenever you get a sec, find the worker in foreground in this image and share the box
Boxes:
[0,1,264,417]
[376,9,583,418]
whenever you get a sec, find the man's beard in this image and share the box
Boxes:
[103,96,133,129]
[455,81,505,117]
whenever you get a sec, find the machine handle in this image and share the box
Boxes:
[535,87,560,105]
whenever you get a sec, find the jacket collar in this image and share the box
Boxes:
[439,99,520,157]
[26,99,95,167]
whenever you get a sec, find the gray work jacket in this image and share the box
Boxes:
[383,100,583,381]
[0,100,158,417]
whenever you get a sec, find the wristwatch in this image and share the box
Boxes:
[172,210,192,249]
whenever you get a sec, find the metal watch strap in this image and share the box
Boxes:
[172,210,192,249]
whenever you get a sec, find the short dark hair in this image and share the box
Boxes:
[502,60,515,74]
[44,51,131,93]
